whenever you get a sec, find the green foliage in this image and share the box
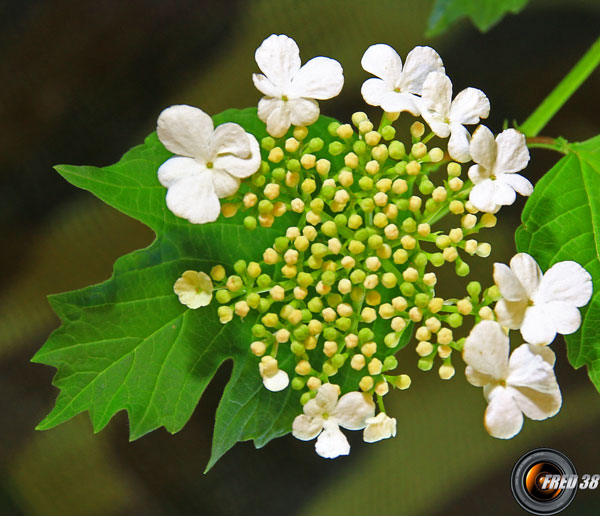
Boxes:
[32,108,333,469]
[516,136,600,392]
[426,0,528,36]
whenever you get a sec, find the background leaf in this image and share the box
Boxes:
[516,135,600,392]
[33,108,350,469]
[426,0,529,36]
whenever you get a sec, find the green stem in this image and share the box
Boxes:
[520,36,600,137]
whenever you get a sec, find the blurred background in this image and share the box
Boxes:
[1,0,600,514]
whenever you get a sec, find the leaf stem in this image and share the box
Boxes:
[520,36,600,137]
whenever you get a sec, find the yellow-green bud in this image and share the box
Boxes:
[462,214,477,229]
[447,162,461,177]
[365,130,381,146]
[250,341,266,356]
[268,147,284,163]
[449,200,465,214]
[429,297,443,313]
[359,376,374,391]
[429,147,444,162]
[396,374,411,389]
[479,306,494,320]
[337,123,353,139]
[393,249,409,264]
[351,354,366,370]
[358,120,374,134]
[425,317,441,333]
[416,341,433,357]
[437,328,453,345]
[381,272,397,288]
[406,160,421,176]
[411,142,427,159]
[210,265,226,282]
[351,111,368,127]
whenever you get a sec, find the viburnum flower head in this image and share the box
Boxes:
[494,253,593,345]
[468,125,532,213]
[292,383,375,458]
[253,34,344,138]
[463,320,561,439]
[157,105,260,224]
[363,412,397,443]
[420,72,490,162]
[173,270,213,309]
[361,44,444,115]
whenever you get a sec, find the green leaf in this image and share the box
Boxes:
[33,108,349,469]
[426,0,528,36]
[516,135,600,392]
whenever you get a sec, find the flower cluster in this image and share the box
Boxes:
[157,34,593,458]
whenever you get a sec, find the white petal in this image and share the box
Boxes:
[465,365,494,387]
[494,128,530,174]
[292,414,323,441]
[509,253,543,300]
[314,383,339,413]
[423,114,451,139]
[469,125,496,170]
[540,301,581,336]
[361,78,391,107]
[381,92,421,116]
[520,305,557,345]
[263,369,289,392]
[157,105,213,158]
[448,124,471,162]
[507,344,559,392]
[449,87,490,125]
[252,73,281,97]
[469,179,498,213]
[333,391,375,430]
[484,387,524,439]
[213,133,261,179]
[263,99,291,138]
[536,261,593,307]
[363,413,397,443]
[462,321,509,380]
[510,386,561,421]
[493,263,527,302]
[527,343,556,366]
[399,46,445,94]
[158,156,205,188]
[421,72,452,119]
[494,298,527,329]
[211,169,240,198]
[361,44,403,85]
[211,123,250,160]
[165,173,220,224]
[289,56,344,99]
[315,420,350,458]
[288,98,320,127]
[500,173,533,197]
[492,179,517,207]
[254,34,300,89]
[467,164,489,185]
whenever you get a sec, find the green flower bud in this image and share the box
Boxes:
[321,270,336,286]
[293,325,310,341]
[308,137,324,152]
[396,198,409,211]
[233,260,247,275]
[288,158,301,172]
[323,361,338,377]
[256,274,271,288]
[274,237,289,253]
[334,214,348,227]
[414,293,430,308]
[291,341,306,355]
[350,286,365,303]
[455,261,470,277]
[321,220,338,237]
[368,234,383,249]
[307,297,324,313]
[384,332,399,348]
[218,305,233,322]
[336,317,352,331]
[430,253,445,267]
[467,281,482,298]
[327,293,342,307]
[383,356,398,371]
[291,377,306,390]
[272,167,286,181]
[328,121,341,136]
[261,136,275,151]
[414,252,428,268]
[331,354,347,369]
[310,198,325,213]
[389,140,406,160]
[381,125,396,141]
[310,243,328,259]
[258,199,273,214]
[321,185,336,199]
[353,140,367,155]
[297,272,313,288]
[247,292,261,309]
[302,178,317,194]
[447,313,463,328]
[252,173,266,187]
[258,298,271,313]
[252,324,267,338]
[354,228,369,242]
[328,141,345,156]
[215,290,231,304]
[323,327,339,341]
[425,198,438,213]
[358,328,374,343]
[435,235,452,249]
[401,218,417,233]
[454,337,466,351]
[307,255,322,269]
[400,282,415,297]
[350,269,367,284]
[359,176,374,191]
[300,391,313,405]
[419,179,434,195]
[418,356,434,371]
[360,198,375,213]
[485,285,502,302]
[301,309,312,322]
[244,216,257,230]
[348,214,363,229]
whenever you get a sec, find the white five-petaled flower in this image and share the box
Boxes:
[173,270,213,309]
[467,126,531,213]
[463,320,562,439]
[494,253,593,345]
[292,383,375,458]
[361,44,444,116]
[253,34,344,138]
[363,412,397,443]
[420,72,490,162]
[259,356,289,392]
[157,105,260,224]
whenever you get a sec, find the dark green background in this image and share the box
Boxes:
[1,0,600,514]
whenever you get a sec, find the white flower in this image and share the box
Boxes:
[253,34,344,138]
[259,356,289,392]
[361,44,444,115]
[173,270,213,309]
[420,72,490,162]
[363,412,397,443]
[494,253,593,345]
[463,320,561,439]
[157,105,260,224]
[467,126,531,213]
[292,384,375,458]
